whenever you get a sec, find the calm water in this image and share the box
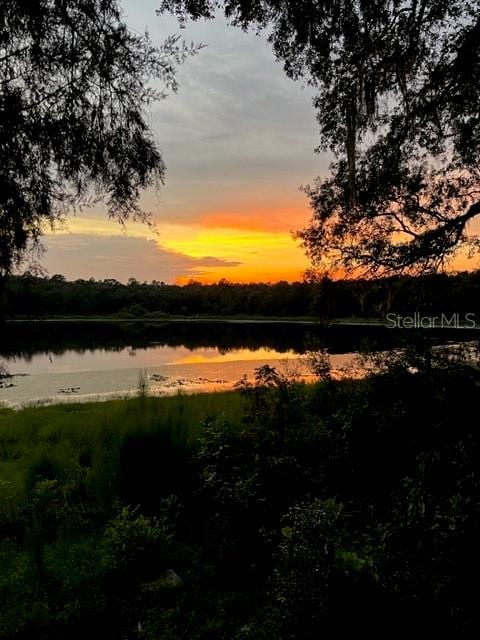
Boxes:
[0,320,476,407]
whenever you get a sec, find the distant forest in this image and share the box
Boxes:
[3,271,480,319]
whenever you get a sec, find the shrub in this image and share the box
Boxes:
[116,427,190,512]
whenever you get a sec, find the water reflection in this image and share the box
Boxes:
[0,320,477,407]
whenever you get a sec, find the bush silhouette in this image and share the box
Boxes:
[116,427,190,511]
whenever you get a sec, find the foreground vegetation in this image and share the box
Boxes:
[1,351,480,637]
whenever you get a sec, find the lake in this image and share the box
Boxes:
[0,320,477,407]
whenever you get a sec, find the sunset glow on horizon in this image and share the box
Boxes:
[36,2,326,285]
[42,204,480,284]
[37,1,480,285]
[43,204,312,284]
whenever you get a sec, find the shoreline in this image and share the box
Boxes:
[4,315,480,329]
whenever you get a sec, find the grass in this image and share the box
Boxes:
[0,389,249,638]
[0,391,245,494]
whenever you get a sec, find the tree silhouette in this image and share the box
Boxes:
[160,1,480,274]
[0,0,200,278]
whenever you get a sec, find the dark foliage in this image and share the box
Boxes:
[189,358,480,636]
[4,270,480,320]
[2,355,480,636]
[117,428,191,512]
[0,0,199,276]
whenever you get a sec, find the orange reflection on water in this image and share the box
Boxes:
[168,347,298,365]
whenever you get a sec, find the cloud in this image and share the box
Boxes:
[42,234,241,283]
[121,2,329,228]
[197,209,311,233]
[36,4,325,284]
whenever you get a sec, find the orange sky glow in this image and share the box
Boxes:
[165,208,312,284]
[39,4,480,284]
[42,204,480,284]
[44,203,313,284]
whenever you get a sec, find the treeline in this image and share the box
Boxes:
[4,271,480,318]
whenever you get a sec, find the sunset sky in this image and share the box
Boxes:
[39,1,480,284]
[41,0,328,284]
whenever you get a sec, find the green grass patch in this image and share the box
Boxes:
[0,391,244,494]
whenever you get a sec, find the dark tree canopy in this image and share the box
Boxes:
[0,0,199,276]
[159,1,480,275]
